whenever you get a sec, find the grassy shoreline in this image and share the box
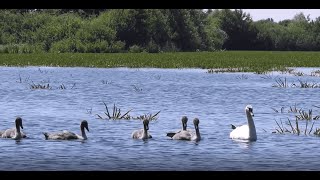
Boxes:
[1,51,320,72]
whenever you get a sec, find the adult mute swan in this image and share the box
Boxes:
[1,117,26,140]
[131,119,152,140]
[168,118,201,142]
[166,116,189,138]
[43,120,89,140]
[229,105,257,141]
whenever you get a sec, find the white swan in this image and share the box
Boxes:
[131,119,152,140]
[230,105,257,141]
[43,120,89,140]
[166,116,190,138]
[1,117,26,140]
[168,118,201,141]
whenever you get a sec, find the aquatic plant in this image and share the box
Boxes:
[272,77,290,88]
[132,84,143,92]
[274,118,316,135]
[207,67,246,73]
[292,79,320,88]
[96,102,132,120]
[272,104,320,136]
[295,109,320,120]
[311,70,320,77]
[95,102,160,121]
[133,111,161,121]
[16,74,30,83]
[272,78,320,88]
[29,82,52,89]
[260,74,275,79]
[288,103,301,113]
[101,80,113,84]
[236,74,248,80]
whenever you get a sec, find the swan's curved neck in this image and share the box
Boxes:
[194,124,201,140]
[182,122,187,131]
[14,127,22,140]
[246,110,256,137]
[81,126,87,140]
[16,123,21,133]
[143,125,148,138]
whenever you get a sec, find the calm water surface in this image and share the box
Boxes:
[0,66,320,171]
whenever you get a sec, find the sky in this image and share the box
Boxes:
[242,9,320,22]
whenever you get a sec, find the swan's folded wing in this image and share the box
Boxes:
[172,130,191,140]
[1,128,15,138]
[131,129,143,139]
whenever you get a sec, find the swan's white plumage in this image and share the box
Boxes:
[230,105,257,141]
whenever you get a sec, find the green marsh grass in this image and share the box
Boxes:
[1,51,320,73]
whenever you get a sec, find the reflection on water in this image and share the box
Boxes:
[0,67,320,170]
[231,139,255,150]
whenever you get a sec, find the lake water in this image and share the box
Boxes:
[0,66,320,171]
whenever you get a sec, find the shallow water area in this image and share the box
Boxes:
[0,66,320,170]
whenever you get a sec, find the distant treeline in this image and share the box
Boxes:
[1,9,320,53]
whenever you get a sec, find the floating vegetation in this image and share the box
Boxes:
[38,68,49,74]
[16,74,30,83]
[86,107,92,114]
[153,74,161,80]
[271,106,285,113]
[314,128,320,136]
[207,68,247,73]
[101,80,113,84]
[272,104,320,136]
[273,118,316,136]
[295,109,320,120]
[96,102,132,120]
[293,71,304,76]
[132,84,143,92]
[272,78,320,88]
[288,103,301,113]
[279,68,295,74]
[29,82,75,90]
[260,74,275,79]
[132,111,161,121]
[311,70,320,77]
[29,82,52,89]
[236,74,248,80]
[272,77,290,88]
[292,79,320,88]
[95,102,160,121]
[284,69,305,76]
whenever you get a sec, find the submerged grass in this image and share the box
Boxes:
[1,51,320,73]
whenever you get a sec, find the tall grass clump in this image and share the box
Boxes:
[95,102,160,121]
[272,104,320,136]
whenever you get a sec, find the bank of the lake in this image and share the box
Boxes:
[1,51,320,73]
